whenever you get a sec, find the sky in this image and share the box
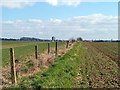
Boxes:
[0,0,119,40]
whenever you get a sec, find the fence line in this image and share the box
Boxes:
[9,41,70,85]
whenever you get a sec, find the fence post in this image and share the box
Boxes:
[66,41,69,48]
[35,45,38,60]
[10,48,17,85]
[35,45,38,67]
[55,41,57,55]
[48,43,50,54]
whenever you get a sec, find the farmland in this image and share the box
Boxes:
[2,41,66,67]
[1,41,119,88]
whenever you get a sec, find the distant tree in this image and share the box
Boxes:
[69,38,76,43]
[77,37,83,41]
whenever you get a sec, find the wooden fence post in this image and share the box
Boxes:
[48,43,50,54]
[66,41,69,48]
[55,41,57,55]
[35,45,38,67]
[35,45,38,60]
[10,48,17,85]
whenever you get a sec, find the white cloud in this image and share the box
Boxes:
[50,18,62,23]
[55,19,62,22]
[59,0,81,7]
[45,0,81,6]
[0,0,119,8]
[45,0,58,6]
[38,32,43,34]
[0,0,81,8]
[1,14,118,40]
[2,21,14,24]
[28,19,42,23]
[0,0,35,8]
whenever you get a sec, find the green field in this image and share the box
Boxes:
[2,41,119,88]
[2,41,66,67]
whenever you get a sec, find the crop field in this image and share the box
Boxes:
[1,41,119,88]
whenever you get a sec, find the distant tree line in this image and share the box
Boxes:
[92,40,120,42]
[0,37,120,42]
[69,37,120,42]
[0,37,64,42]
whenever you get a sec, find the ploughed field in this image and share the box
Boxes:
[1,41,119,88]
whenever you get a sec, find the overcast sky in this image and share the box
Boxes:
[0,0,119,40]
